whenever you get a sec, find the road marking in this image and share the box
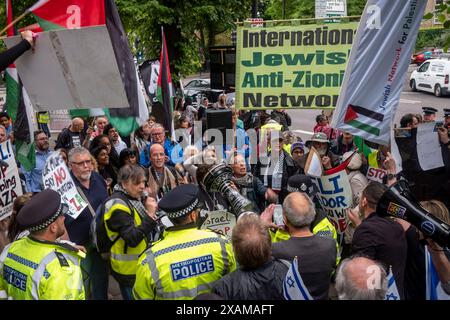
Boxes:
[399,99,421,104]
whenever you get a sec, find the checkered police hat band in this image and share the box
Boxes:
[166,199,199,219]
[28,203,67,232]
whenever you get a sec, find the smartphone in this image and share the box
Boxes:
[273,204,284,227]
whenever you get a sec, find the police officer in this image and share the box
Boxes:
[0,189,85,300]
[444,108,450,133]
[422,107,438,122]
[133,184,236,300]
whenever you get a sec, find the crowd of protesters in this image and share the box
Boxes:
[1,76,450,300]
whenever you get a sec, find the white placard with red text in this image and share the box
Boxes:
[42,151,87,219]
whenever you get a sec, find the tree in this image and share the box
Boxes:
[422,0,450,51]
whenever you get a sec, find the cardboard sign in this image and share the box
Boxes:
[42,151,87,219]
[315,169,352,234]
[201,210,236,239]
[0,141,23,221]
[417,122,445,171]
[3,26,129,111]
[366,166,387,183]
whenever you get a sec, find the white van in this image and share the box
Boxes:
[410,58,450,97]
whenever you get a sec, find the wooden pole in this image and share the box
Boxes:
[0,11,29,37]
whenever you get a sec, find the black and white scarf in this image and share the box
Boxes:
[113,184,147,219]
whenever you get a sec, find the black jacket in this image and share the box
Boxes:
[352,213,407,300]
[254,150,300,204]
[212,258,289,300]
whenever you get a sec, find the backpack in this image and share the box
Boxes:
[90,192,134,259]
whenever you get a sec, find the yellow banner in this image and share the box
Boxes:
[235,22,359,110]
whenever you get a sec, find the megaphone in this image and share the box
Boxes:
[376,180,450,248]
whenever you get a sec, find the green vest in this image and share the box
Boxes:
[133,226,236,300]
[0,237,85,300]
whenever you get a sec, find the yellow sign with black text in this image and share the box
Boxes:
[235,22,358,110]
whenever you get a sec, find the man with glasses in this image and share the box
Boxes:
[140,124,184,169]
[24,130,52,193]
[67,146,110,300]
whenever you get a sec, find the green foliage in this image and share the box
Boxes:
[264,0,366,20]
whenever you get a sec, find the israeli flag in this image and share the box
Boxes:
[283,257,313,300]
[385,267,400,300]
[425,247,450,300]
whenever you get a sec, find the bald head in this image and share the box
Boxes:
[283,192,316,228]
[335,256,387,300]
[150,143,166,169]
[71,117,84,133]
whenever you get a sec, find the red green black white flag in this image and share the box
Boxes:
[344,104,384,137]
[157,27,175,137]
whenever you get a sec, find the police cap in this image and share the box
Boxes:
[158,184,200,219]
[422,107,438,115]
[17,189,68,232]
[287,174,319,199]
[444,108,450,118]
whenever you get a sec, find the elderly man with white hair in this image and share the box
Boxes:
[335,255,388,300]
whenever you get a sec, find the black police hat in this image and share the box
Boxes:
[287,174,319,199]
[422,107,438,115]
[17,189,68,232]
[444,108,450,118]
[158,184,200,219]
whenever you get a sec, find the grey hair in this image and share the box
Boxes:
[283,192,316,228]
[68,146,90,162]
[335,256,388,300]
[0,124,5,132]
[118,164,146,185]
[151,123,165,131]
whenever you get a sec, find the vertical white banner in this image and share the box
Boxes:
[331,0,427,145]
[0,140,23,221]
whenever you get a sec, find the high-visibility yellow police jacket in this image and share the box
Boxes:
[0,236,85,300]
[133,224,236,300]
[104,197,149,283]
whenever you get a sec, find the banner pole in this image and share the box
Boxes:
[0,11,30,37]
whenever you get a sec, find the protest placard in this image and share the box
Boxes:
[42,151,87,219]
[201,210,236,240]
[315,168,352,234]
[235,21,358,110]
[366,166,387,183]
[417,122,445,171]
[0,140,23,221]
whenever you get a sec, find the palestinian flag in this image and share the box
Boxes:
[344,104,384,137]
[157,28,175,137]
[5,0,35,171]
[28,0,105,30]
[28,0,148,136]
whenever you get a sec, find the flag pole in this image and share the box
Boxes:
[0,11,30,37]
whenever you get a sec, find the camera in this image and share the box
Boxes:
[376,180,450,248]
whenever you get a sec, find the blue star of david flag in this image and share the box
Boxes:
[283,257,313,300]
[384,267,400,300]
[425,247,450,300]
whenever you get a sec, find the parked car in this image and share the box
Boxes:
[411,51,432,65]
[410,59,450,97]
[183,79,223,104]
